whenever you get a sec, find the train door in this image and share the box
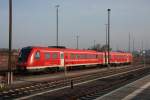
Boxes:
[103,53,106,64]
[127,55,129,63]
[34,51,41,66]
[60,52,64,67]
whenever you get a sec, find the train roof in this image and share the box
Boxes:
[22,46,97,53]
[21,46,132,55]
[110,52,132,55]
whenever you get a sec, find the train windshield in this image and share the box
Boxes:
[18,47,32,62]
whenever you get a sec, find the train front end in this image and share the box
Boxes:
[17,47,32,72]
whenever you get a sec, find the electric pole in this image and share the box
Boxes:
[133,38,134,53]
[107,9,111,67]
[94,40,96,49]
[76,35,79,49]
[56,5,59,47]
[105,24,108,65]
[8,0,13,85]
[128,33,130,52]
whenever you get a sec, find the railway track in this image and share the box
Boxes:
[0,64,148,100]
[77,68,150,100]
[24,65,150,100]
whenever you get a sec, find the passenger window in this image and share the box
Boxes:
[45,53,50,60]
[76,54,78,59]
[52,53,58,59]
[84,54,87,59]
[71,54,74,59]
[35,51,40,60]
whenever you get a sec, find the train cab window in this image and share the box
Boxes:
[35,51,40,60]
[18,47,32,62]
[52,53,58,59]
[45,53,50,60]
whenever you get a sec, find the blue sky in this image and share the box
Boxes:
[0,0,150,51]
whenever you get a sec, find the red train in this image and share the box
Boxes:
[17,46,132,71]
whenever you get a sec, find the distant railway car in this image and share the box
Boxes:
[109,52,132,65]
[17,46,132,72]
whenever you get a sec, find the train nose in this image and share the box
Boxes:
[17,61,27,66]
[17,62,27,72]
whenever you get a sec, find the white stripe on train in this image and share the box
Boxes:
[26,63,99,70]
